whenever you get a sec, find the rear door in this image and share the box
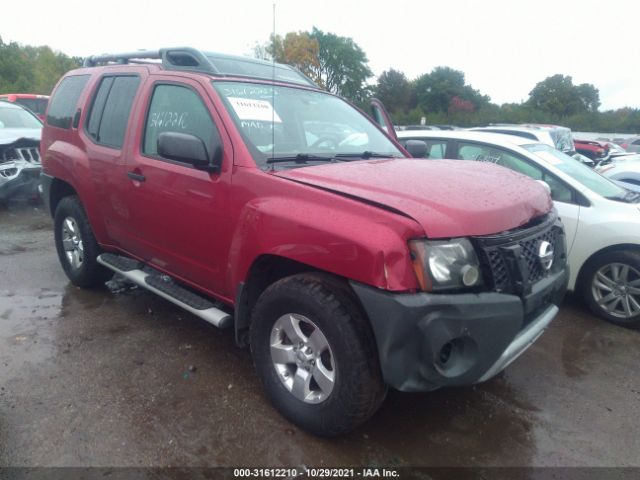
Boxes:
[454,141,581,254]
[81,73,144,243]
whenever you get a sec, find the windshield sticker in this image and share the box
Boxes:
[218,85,275,97]
[228,97,282,123]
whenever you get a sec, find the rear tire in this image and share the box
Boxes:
[250,273,386,437]
[581,250,640,328]
[54,195,113,288]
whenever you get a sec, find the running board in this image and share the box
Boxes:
[97,253,232,329]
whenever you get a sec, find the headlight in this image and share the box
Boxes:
[409,238,483,291]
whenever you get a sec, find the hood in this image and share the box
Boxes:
[0,128,42,145]
[274,159,552,238]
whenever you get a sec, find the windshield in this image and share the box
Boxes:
[15,98,48,115]
[0,104,42,129]
[212,81,402,169]
[524,144,629,200]
[550,128,575,152]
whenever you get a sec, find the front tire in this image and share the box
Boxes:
[581,250,640,327]
[250,273,386,436]
[54,196,113,288]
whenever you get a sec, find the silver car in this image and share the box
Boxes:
[0,101,42,204]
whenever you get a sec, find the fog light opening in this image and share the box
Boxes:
[435,336,478,378]
[439,342,453,364]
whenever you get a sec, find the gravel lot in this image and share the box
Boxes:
[1,203,639,468]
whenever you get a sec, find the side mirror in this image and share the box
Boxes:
[157,132,222,173]
[404,140,428,158]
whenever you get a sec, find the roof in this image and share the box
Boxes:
[478,123,570,132]
[82,47,317,88]
[397,129,542,148]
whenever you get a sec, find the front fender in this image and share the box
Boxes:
[226,194,423,293]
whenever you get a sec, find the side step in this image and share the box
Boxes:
[98,253,232,329]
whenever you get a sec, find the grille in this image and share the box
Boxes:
[474,215,563,294]
[521,228,559,283]
[16,147,41,163]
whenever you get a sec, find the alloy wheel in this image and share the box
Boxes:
[270,313,335,404]
[61,216,84,270]
[592,262,640,319]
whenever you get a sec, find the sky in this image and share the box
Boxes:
[2,0,638,110]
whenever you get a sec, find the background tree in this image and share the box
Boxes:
[412,66,489,115]
[527,74,600,116]
[253,28,372,103]
[307,27,372,103]
[257,31,320,82]
[0,37,80,94]
[374,69,411,114]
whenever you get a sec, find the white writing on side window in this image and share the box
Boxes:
[228,97,282,123]
[149,111,189,129]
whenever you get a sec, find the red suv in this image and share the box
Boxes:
[40,48,567,436]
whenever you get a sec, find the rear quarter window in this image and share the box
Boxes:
[47,75,90,129]
[85,75,140,148]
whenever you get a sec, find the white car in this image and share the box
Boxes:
[598,160,640,194]
[397,130,640,327]
[469,124,575,154]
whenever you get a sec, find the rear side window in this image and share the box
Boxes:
[458,142,574,203]
[15,98,49,115]
[47,75,90,129]
[143,84,216,157]
[86,76,140,148]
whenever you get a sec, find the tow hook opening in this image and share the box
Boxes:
[435,337,478,378]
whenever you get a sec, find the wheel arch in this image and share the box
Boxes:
[233,254,363,347]
[48,177,78,217]
[575,243,640,291]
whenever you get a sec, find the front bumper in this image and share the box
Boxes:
[0,166,41,202]
[350,267,567,392]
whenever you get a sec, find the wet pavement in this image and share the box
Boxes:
[1,204,639,468]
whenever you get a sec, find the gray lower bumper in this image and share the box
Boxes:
[350,267,567,392]
[477,304,558,382]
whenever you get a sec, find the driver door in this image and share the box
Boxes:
[121,78,233,296]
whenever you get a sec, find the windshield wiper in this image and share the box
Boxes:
[266,153,344,165]
[334,151,397,160]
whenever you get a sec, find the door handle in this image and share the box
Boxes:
[127,171,146,182]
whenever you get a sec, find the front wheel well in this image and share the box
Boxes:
[234,255,356,347]
[576,243,640,291]
[48,178,78,217]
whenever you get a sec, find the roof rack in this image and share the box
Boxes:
[82,47,317,87]
[83,47,220,74]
